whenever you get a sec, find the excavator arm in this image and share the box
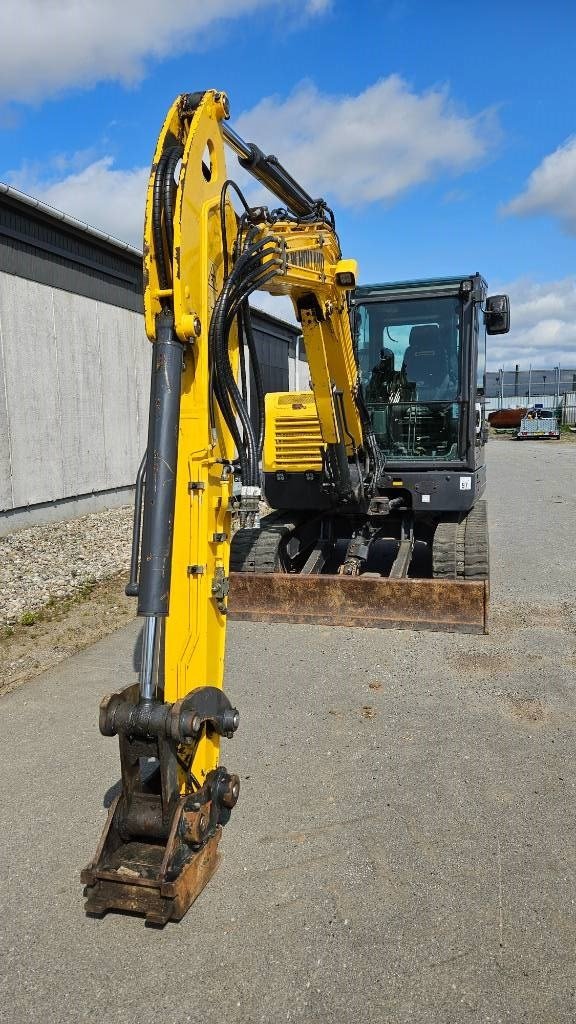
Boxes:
[81,90,371,924]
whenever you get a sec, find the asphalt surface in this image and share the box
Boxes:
[1,439,575,1024]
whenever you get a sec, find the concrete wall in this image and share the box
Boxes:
[0,273,305,535]
[0,271,150,528]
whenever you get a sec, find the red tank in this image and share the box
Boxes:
[488,408,527,429]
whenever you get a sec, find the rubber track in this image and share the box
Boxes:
[230,513,298,573]
[463,500,489,580]
[432,500,489,580]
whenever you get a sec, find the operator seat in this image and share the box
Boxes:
[402,325,449,401]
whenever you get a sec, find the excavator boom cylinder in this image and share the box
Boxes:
[221,123,319,218]
[137,312,185,618]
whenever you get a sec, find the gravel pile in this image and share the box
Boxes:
[0,506,134,625]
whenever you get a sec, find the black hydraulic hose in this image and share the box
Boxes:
[220,241,283,316]
[222,266,283,369]
[212,366,246,468]
[212,288,258,484]
[226,262,282,318]
[210,277,254,481]
[162,146,183,261]
[209,300,249,480]
[210,246,277,417]
[229,233,280,272]
[219,179,252,280]
[152,149,172,291]
[213,285,266,484]
[208,216,281,486]
[241,303,265,457]
[125,450,147,597]
[237,310,248,447]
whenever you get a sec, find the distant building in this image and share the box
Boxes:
[485,367,576,400]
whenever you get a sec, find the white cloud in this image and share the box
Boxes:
[235,77,496,207]
[9,157,149,246]
[0,0,329,104]
[503,137,576,235]
[7,74,495,246]
[250,292,297,325]
[488,276,576,369]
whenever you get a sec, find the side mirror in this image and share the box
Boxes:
[485,294,510,335]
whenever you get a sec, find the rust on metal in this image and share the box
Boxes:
[228,572,488,634]
[82,826,222,926]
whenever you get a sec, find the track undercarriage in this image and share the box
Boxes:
[229,501,490,634]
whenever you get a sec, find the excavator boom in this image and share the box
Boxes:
[82,88,496,923]
[82,89,371,924]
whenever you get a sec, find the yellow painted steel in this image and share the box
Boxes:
[263,392,323,473]
[143,91,238,786]
[141,89,362,788]
[259,219,362,453]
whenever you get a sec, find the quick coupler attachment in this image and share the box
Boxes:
[81,684,240,926]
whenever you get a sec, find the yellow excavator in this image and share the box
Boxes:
[81,90,509,923]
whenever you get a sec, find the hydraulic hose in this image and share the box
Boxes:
[216,260,282,482]
[152,149,172,291]
[241,303,265,457]
[209,309,249,480]
[212,286,258,483]
[209,237,281,487]
[162,146,183,259]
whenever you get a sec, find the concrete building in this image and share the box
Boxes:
[0,184,305,534]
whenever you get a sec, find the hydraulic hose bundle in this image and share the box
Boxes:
[210,187,283,498]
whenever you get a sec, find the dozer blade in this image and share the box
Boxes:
[228,572,488,634]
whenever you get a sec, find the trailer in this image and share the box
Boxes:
[517,406,560,440]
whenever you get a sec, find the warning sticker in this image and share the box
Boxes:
[459,476,472,491]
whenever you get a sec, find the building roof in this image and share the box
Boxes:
[0,181,141,256]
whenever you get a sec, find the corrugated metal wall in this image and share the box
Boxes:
[0,272,149,512]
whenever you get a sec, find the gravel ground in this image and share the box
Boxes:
[0,506,133,625]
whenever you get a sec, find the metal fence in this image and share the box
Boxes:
[484,391,576,425]
[486,366,576,402]
[560,392,576,426]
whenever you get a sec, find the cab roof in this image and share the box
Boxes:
[354,274,486,299]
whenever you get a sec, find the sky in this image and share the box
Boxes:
[1,0,575,370]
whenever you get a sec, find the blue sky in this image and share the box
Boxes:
[1,0,575,369]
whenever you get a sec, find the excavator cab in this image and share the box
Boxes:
[230,275,510,633]
[355,277,480,470]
